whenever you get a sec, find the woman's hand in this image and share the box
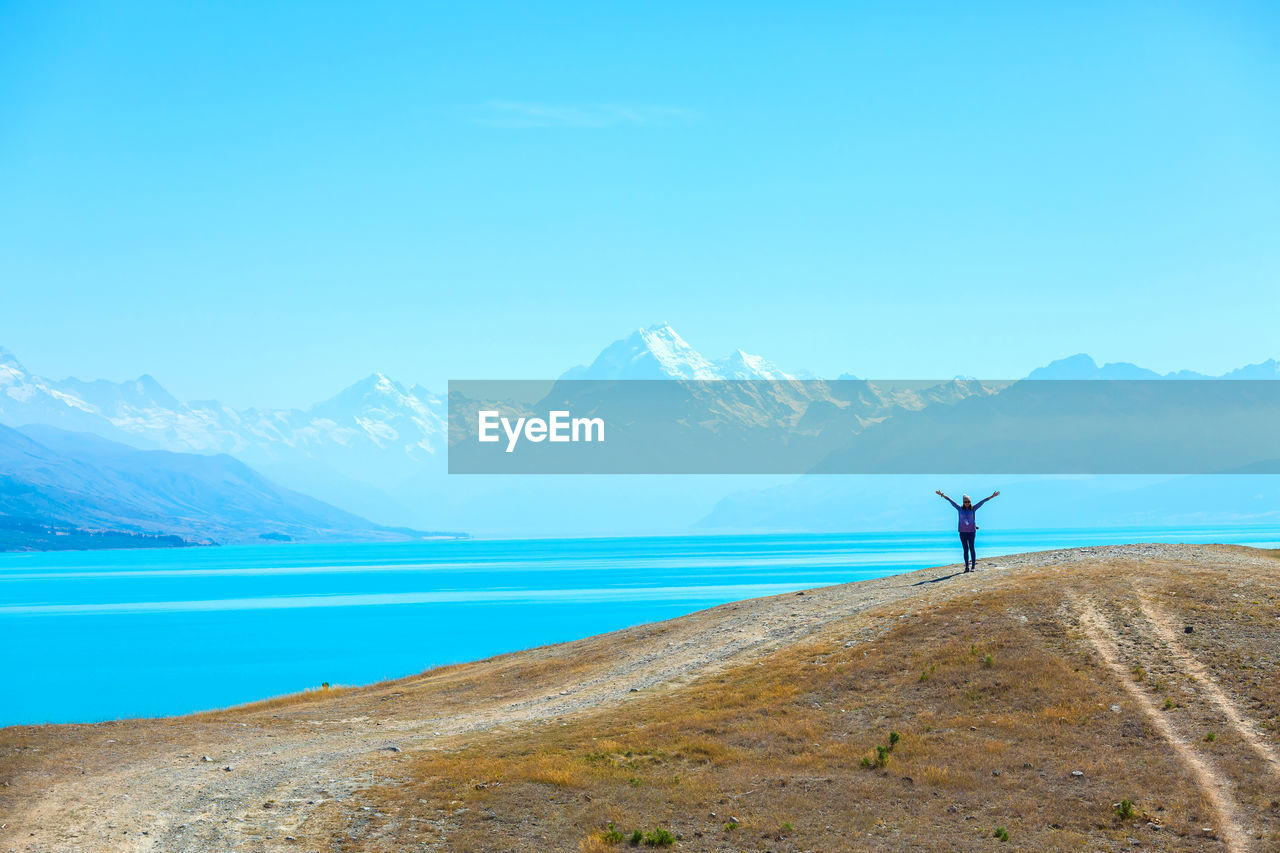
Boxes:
[935,490,944,496]
[992,490,1001,498]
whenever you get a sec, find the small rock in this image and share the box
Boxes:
[1110,705,1122,713]
[629,688,639,693]
[795,591,805,596]
[223,766,233,772]
[1146,822,1161,831]
[200,756,212,763]
[969,726,977,731]
[380,746,401,753]
[284,837,297,843]
[730,815,741,825]
[1202,827,1214,835]
[991,770,1000,777]
[1071,770,1084,778]
[1185,626,1194,634]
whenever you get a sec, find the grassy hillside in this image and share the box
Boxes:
[3,545,1278,851]
[344,547,1280,851]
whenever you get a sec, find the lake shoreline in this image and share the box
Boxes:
[4,543,1278,850]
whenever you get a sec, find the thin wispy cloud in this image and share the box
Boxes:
[475,100,696,128]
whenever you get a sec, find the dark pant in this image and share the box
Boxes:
[959,531,976,568]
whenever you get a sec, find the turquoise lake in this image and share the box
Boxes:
[4,527,1279,726]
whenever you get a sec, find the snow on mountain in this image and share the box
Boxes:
[561,324,722,380]
[561,324,798,381]
[305,372,445,457]
[714,349,795,380]
[0,348,25,386]
[0,348,155,442]
[6,331,1277,534]
[0,352,447,503]
[57,373,181,412]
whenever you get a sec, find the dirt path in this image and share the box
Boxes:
[4,542,1277,852]
[1140,597,1280,777]
[1071,596,1251,853]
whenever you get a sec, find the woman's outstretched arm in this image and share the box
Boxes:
[973,490,1000,509]
[936,490,960,509]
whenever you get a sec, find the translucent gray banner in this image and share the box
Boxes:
[447,379,1280,475]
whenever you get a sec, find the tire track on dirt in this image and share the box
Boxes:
[1072,596,1250,853]
[1139,597,1280,778]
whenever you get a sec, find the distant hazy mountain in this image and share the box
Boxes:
[1027,353,1280,380]
[0,348,445,522]
[1026,354,1164,380]
[0,423,442,548]
[1219,359,1280,379]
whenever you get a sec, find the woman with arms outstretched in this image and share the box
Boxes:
[936,490,999,572]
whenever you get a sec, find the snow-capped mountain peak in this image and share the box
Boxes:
[0,346,24,368]
[714,348,794,380]
[0,349,448,502]
[561,324,806,381]
[0,348,27,386]
[561,324,721,380]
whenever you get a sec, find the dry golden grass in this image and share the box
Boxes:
[191,682,356,717]
[314,559,1280,851]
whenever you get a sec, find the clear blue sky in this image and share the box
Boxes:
[2,2,1277,408]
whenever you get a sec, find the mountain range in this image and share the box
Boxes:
[2,326,1279,540]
